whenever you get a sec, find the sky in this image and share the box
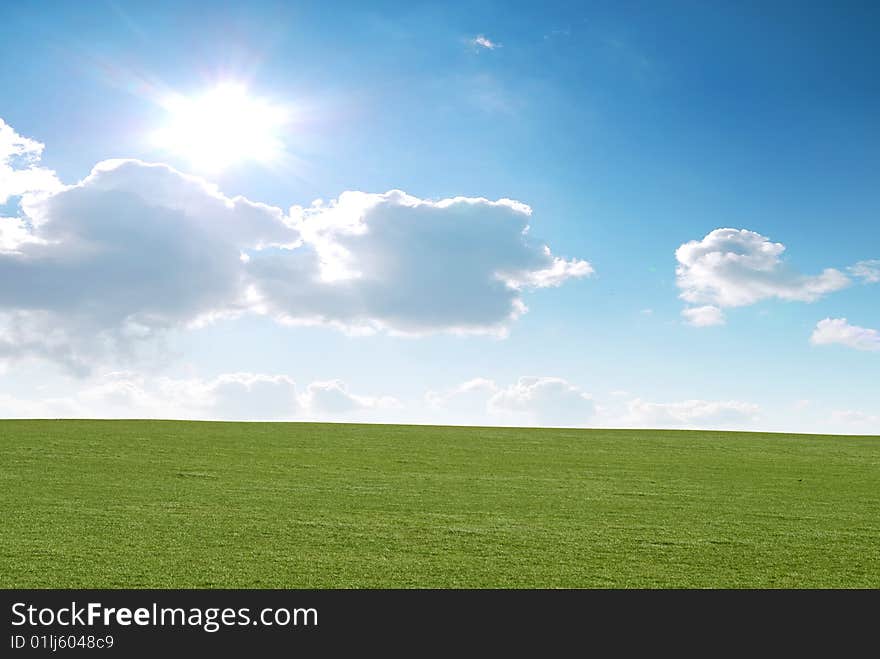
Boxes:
[0,0,877,433]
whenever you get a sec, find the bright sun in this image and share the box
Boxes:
[152,83,287,171]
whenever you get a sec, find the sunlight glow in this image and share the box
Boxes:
[152,83,288,171]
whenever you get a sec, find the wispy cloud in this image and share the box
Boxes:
[849,259,880,284]
[682,305,725,327]
[470,34,501,51]
[618,398,761,429]
[832,409,880,429]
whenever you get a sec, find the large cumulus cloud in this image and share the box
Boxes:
[0,159,295,372]
[0,118,591,371]
[251,190,592,334]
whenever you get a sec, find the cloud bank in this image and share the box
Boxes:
[425,376,759,430]
[0,118,591,371]
[4,370,870,433]
[0,371,397,421]
[13,369,877,433]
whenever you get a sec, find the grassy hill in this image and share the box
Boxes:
[1,419,878,588]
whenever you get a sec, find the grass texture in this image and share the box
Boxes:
[1,420,878,588]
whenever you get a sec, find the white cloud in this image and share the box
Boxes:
[0,118,62,203]
[156,372,399,420]
[428,376,595,427]
[676,228,851,324]
[470,35,501,50]
[503,246,594,288]
[425,378,499,425]
[0,371,397,421]
[489,376,595,426]
[426,377,498,405]
[425,380,763,431]
[0,374,872,434]
[831,409,880,433]
[65,372,300,420]
[202,373,300,420]
[810,318,880,352]
[849,259,880,284]
[299,379,399,416]
[0,217,38,253]
[0,392,85,419]
[247,189,591,337]
[620,398,761,429]
[0,119,590,371]
[0,158,295,372]
[681,305,725,327]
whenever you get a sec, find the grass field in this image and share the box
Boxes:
[1,419,878,588]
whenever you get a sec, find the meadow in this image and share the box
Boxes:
[1,420,878,588]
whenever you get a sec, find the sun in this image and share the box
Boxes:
[152,83,288,172]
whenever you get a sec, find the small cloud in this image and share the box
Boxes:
[849,259,880,284]
[810,318,880,352]
[640,308,653,315]
[676,228,851,326]
[682,305,725,327]
[470,34,501,51]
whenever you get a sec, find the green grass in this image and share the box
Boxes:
[1,419,878,588]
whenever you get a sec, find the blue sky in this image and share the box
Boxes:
[0,1,877,432]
